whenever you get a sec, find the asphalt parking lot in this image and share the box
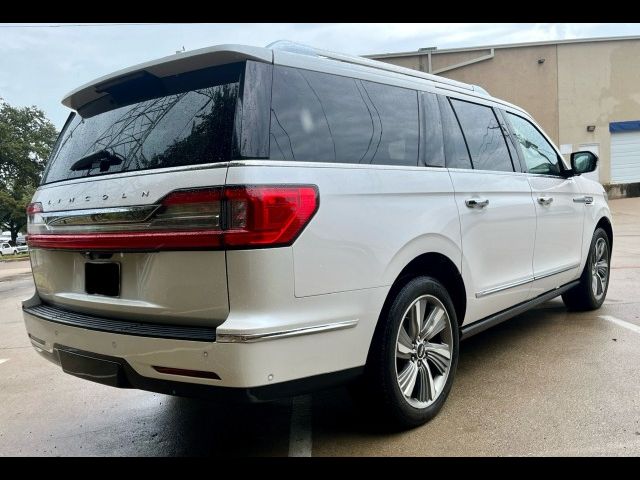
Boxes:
[1,197,640,456]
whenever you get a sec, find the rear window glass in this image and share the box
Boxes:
[269,66,419,166]
[42,63,242,185]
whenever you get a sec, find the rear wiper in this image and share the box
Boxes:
[70,149,124,172]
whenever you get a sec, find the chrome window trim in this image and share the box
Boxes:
[38,161,230,191]
[526,172,571,180]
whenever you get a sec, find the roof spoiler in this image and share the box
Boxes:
[61,44,273,113]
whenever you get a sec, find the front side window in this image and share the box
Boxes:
[450,99,514,172]
[269,66,419,166]
[506,112,562,175]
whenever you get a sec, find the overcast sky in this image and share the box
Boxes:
[2,22,640,129]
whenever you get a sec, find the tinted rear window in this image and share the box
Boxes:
[42,63,242,185]
[269,66,419,166]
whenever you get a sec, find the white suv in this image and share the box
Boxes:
[1,242,18,255]
[22,43,612,428]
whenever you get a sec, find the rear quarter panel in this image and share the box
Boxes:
[226,161,462,297]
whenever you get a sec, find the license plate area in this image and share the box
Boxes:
[57,348,127,387]
[85,262,120,297]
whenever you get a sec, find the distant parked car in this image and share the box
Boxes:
[16,244,29,254]
[1,242,18,255]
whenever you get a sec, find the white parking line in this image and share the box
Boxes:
[288,395,313,457]
[0,358,9,365]
[600,315,640,335]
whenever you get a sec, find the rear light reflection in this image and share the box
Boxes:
[26,202,44,237]
[153,366,221,380]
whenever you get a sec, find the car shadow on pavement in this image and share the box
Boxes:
[310,300,577,438]
[140,300,590,455]
[150,395,293,456]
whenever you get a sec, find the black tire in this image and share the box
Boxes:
[562,227,611,311]
[353,276,459,430]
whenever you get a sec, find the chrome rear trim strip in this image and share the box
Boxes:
[43,205,160,227]
[217,319,359,343]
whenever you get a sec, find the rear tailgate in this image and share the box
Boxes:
[29,166,229,327]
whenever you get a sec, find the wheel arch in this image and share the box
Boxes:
[378,252,466,329]
[596,216,613,249]
[365,251,466,368]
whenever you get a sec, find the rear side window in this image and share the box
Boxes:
[450,98,514,172]
[506,112,562,175]
[42,63,243,185]
[437,95,472,169]
[269,66,419,166]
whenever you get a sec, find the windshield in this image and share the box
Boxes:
[42,63,242,185]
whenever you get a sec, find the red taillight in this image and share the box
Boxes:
[26,185,318,251]
[26,202,44,239]
[27,202,43,215]
[27,230,224,250]
[161,188,222,206]
[224,186,319,247]
[153,366,220,380]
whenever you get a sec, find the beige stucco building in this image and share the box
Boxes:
[368,36,640,192]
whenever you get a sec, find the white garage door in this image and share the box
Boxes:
[611,131,640,183]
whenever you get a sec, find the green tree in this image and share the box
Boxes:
[0,99,58,242]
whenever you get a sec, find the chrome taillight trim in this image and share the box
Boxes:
[43,205,161,228]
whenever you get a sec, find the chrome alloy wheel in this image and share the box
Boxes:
[591,237,609,301]
[395,295,453,409]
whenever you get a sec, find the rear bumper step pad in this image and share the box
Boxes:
[23,303,216,342]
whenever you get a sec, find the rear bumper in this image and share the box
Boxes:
[22,298,369,400]
[32,343,362,403]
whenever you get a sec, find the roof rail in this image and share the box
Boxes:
[267,40,480,93]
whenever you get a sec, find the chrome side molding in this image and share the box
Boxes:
[217,319,359,343]
[475,263,581,298]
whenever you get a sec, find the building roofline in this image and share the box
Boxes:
[365,34,640,59]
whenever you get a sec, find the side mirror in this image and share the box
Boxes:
[570,151,598,175]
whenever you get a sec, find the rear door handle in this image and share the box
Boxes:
[573,196,594,205]
[465,198,489,209]
[538,196,554,206]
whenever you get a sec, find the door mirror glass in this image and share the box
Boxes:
[571,151,598,175]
